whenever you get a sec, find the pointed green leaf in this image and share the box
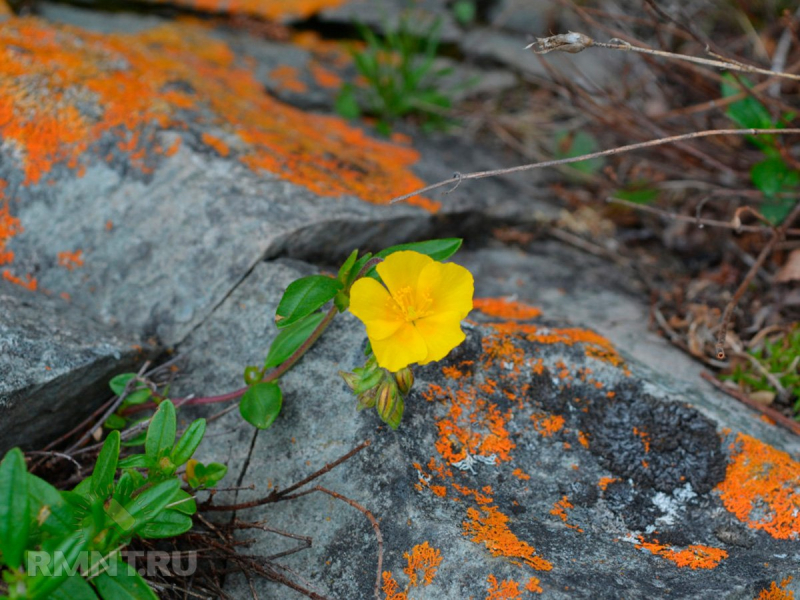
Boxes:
[337,249,360,283]
[375,238,462,262]
[145,400,176,461]
[109,374,136,396]
[138,509,193,539]
[275,275,343,329]
[91,431,120,499]
[125,480,181,528]
[264,312,325,370]
[198,463,227,488]
[0,448,29,569]
[166,489,196,515]
[49,574,99,600]
[28,473,75,537]
[240,383,282,429]
[93,557,158,600]
[117,455,151,470]
[171,419,206,467]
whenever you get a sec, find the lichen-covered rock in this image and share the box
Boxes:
[0,10,533,346]
[0,281,146,452]
[175,257,800,599]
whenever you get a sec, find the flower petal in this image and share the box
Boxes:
[376,251,434,300]
[350,277,403,341]
[372,322,428,372]
[417,261,474,319]
[414,311,466,364]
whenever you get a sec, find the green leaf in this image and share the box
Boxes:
[125,480,181,528]
[93,557,158,600]
[91,431,120,499]
[337,249,360,283]
[198,463,227,488]
[345,253,373,287]
[335,84,361,120]
[109,374,136,396]
[117,455,151,470]
[171,419,206,467]
[145,400,176,461]
[554,130,604,176]
[264,312,325,370]
[49,574,99,600]
[28,473,74,537]
[453,0,476,25]
[28,532,88,599]
[122,389,152,406]
[275,275,343,329]
[103,414,127,430]
[614,185,660,205]
[120,430,147,448]
[721,74,775,130]
[137,510,193,539]
[0,448,29,569]
[166,489,196,515]
[376,238,462,262]
[240,383,283,429]
[761,198,798,225]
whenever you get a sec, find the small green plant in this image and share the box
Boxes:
[0,400,226,599]
[452,0,476,26]
[721,74,799,224]
[336,17,456,135]
[720,326,800,418]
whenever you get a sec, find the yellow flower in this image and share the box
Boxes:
[350,251,474,372]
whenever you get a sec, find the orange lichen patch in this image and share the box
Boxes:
[442,365,466,380]
[489,322,539,337]
[525,578,543,594]
[200,132,230,157]
[453,483,493,505]
[528,328,625,370]
[0,202,22,266]
[292,30,355,68]
[598,477,618,491]
[760,414,777,425]
[757,577,795,600]
[577,431,590,449]
[550,496,583,532]
[485,575,522,600]
[382,541,442,600]
[146,0,348,20]
[511,468,530,481]
[636,538,727,570]
[269,65,308,93]
[530,413,565,438]
[0,0,12,16]
[716,433,800,540]
[632,427,651,453]
[474,298,542,321]
[430,485,447,497]
[310,63,342,89]
[0,18,436,212]
[57,250,83,270]
[481,331,526,373]
[463,505,553,571]
[2,269,37,290]
[390,132,412,146]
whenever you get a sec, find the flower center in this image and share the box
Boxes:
[391,285,434,323]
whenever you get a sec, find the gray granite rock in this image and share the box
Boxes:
[0,281,146,453]
[173,253,800,599]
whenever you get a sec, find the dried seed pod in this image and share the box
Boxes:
[525,32,594,55]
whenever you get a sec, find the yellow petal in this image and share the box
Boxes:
[372,322,428,372]
[376,251,434,300]
[417,261,474,319]
[350,277,403,341]
[414,311,466,364]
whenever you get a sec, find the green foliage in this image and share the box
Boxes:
[336,17,457,134]
[452,0,476,25]
[720,326,800,418]
[275,275,342,329]
[614,182,660,205]
[554,130,605,177]
[239,383,283,430]
[721,74,799,224]
[0,400,226,599]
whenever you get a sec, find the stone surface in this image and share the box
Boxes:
[174,254,800,599]
[0,280,146,452]
[1,10,540,347]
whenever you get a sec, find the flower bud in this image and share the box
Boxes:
[339,370,359,391]
[243,366,263,385]
[356,388,378,411]
[376,380,404,430]
[393,367,414,395]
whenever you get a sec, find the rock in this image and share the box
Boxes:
[0,280,146,453]
[1,10,541,347]
[173,254,800,599]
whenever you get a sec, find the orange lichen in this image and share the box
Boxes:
[633,427,651,453]
[577,431,590,449]
[598,477,618,491]
[57,250,84,270]
[511,468,530,481]
[0,202,21,267]
[485,575,522,600]
[310,63,342,89]
[292,30,354,68]
[463,505,553,571]
[2,270,36,291]
[550,496,583,532]
[757,577,795,600]
[0,17,437,218]
[716,433,800,540]
[146,0,348,21]
[528,328,625,369]
[530,413,565,438]
[760,414,777,425]
[200,132,231,157]
[269,65,308,93]
[636,538,728,570]
[525,578,543,594]
[474,298,542,320]
[442,365,466,379]
[382,541,442,600]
